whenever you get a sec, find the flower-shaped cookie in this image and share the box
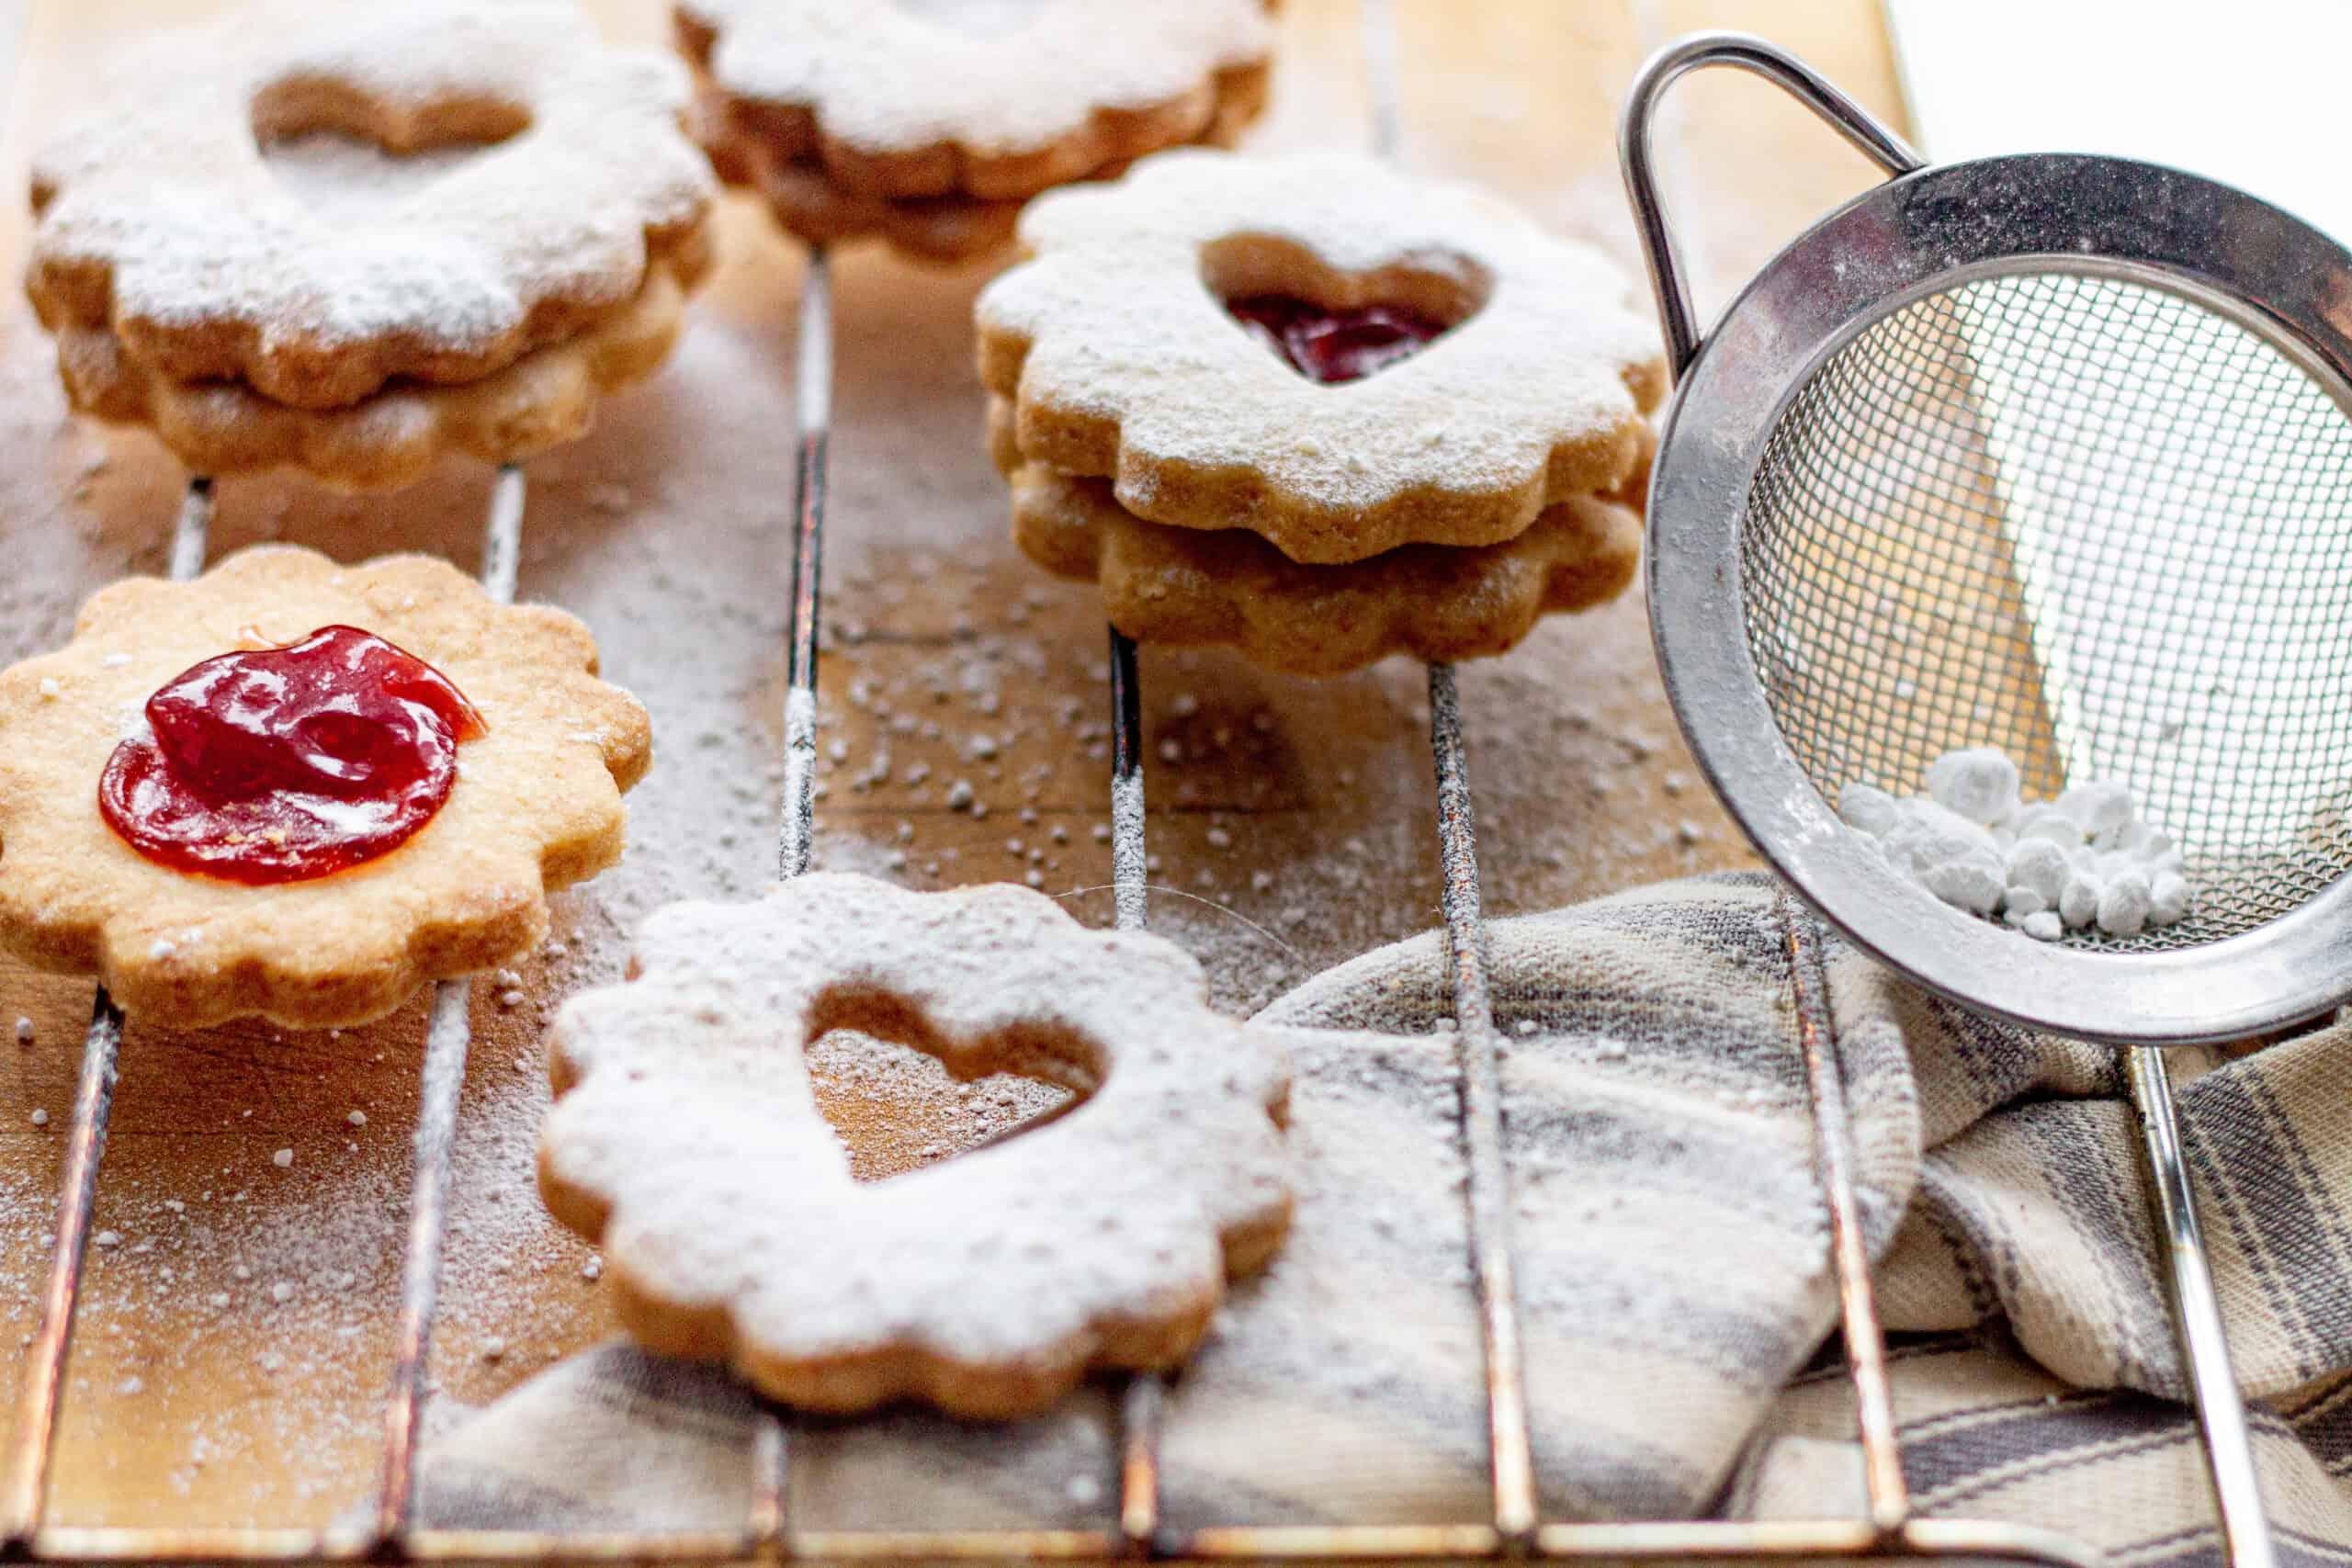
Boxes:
[538,873,1294,1417]
[52,255,690,492]
[676,0,1274,201]
[977,150,1667,564]
[28,1,715,411]
[0,547,650,1029]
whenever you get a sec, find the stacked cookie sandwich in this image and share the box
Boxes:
[26,2,715,491]
[975,150,1666,677]
[678,0,1276,265]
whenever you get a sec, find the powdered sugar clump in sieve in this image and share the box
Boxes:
[1842,747,2189,941]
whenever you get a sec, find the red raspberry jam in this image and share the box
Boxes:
[98,626,486,885]
[1225,294,1452,384]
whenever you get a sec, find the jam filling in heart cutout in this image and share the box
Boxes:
[1204,234,1486,386]
[1223,294,1453,384]
[99,626,486,885]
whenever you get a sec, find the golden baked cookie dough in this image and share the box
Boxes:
[1010,459,1644,679]
[53,258,695,493]
[990,398,1646,676]
[678,0,1272,262]
[695,75,1265,265]
[24,1,718,487]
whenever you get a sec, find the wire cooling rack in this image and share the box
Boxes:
[0,4,2216,1563]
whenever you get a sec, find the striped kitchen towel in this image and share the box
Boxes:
[396,873,2352,1560]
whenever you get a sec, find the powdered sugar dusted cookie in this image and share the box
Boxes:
[0,547,650,1029]
[53,256,691,492]
[676,0,1274,203]
[538,873,1294,1417]
[977,149,1666,564]
[28,2,715,411]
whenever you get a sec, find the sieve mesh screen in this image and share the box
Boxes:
[1742,269,2352,952]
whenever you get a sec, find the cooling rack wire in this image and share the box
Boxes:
[0,2,2250,1563]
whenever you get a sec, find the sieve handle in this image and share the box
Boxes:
[1619,32,1925,379]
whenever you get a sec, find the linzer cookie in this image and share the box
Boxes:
[680,0,1273,261]
[0,547,650,1029]
[26,0,716,484]
[977,149,1665,563]
[538,873,1294,1418]
[676,0,1272,198]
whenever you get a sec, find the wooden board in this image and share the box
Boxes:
[0,0,1908,1532]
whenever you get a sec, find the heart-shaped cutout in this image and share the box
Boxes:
[807,1026,1086,1183]
[1202,233,1488,385]
[250,81,529,221]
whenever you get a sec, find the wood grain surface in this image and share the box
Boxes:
[0,0,1906,1532]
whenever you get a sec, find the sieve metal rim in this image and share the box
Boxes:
[1645,149,2352,1046]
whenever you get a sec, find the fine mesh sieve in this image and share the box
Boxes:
[1624,39,2352,1048]
[1622,37,2352,1567]
[1746,270,2352,954]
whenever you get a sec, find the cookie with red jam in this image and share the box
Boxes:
[0,547,650,1029]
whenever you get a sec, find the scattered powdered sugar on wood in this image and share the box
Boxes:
[0,983,616,1517]
[806,1028,1071,1182]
